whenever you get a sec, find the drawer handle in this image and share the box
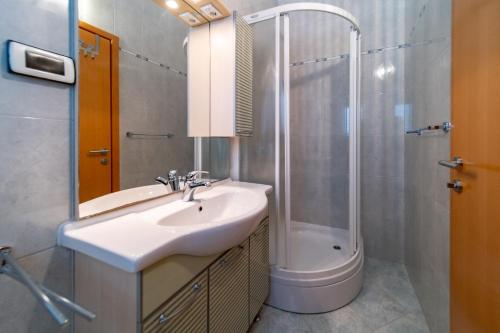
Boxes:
[220,245,245,267]
[158,283,202,325]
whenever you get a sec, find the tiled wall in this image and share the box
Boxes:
[79,0,194,190]
[0,0,74,332]
[404,1,451,332]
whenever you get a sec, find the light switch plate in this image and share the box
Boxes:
[7,40,75,84]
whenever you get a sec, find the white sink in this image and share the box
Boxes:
[59,181,272,272]
[155,193,253,226]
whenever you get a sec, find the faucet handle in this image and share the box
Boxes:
[186,170,209,181]
[168,169,178,180]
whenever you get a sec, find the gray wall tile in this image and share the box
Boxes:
[79,0,114,33]
[0,116,70,258]
[404,1,451,332]
[114,0,144,53]
[0,247,73,333]
[0,2,75,331]
[0,0,70,56]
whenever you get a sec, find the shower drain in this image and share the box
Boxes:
[333,245,341,250]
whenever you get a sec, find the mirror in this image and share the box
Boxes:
[77,0,197,218]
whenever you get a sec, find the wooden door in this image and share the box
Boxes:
[451,1,500,332]
[79,23,119,203]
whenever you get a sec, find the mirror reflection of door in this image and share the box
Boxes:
[78,22,120,203]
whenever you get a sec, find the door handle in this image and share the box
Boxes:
[447,179,463,193]
[438,157,463,169]
[88,149,110,156]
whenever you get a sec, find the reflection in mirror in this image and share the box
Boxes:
[78,0,194,218]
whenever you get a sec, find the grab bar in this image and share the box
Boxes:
[0,246,96,326]
[126,131,174,139]
[406,122,453,136]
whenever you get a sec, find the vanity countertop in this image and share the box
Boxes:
[58,181,272,273]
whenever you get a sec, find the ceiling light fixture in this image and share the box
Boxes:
[179,12,201,25]
[165,0,179,10]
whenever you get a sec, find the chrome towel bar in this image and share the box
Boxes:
[126,131,174,139]
[406,121,453,136]
[0,246,96,326]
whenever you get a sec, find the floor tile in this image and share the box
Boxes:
[250,257,430,333]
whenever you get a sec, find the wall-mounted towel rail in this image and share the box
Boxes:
[126,131,174,139]
[0,246,96,326]
[406,121,453,136]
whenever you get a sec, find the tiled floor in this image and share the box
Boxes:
[250,257,430,333]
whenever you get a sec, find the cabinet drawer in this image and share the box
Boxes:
[209,240,249,333]
[249,219,270,323]
[142,253,218,319]
[142,271,208,333]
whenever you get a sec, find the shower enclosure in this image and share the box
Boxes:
[240,3,363,313]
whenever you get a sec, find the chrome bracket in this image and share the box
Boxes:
[0,246,11,269]
[406,121,453,136]
[0,246,96,325]
[78,35,100,59]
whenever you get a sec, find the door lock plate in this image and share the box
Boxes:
[447,179,463,193]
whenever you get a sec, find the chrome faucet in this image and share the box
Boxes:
[155,170,181,191]
[183,171,211,202]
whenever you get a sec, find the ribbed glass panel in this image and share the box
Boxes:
[235,14,254,137]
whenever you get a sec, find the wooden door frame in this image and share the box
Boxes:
[79,21,120,192]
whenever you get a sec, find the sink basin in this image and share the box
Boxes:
[59,180,272,272]
[155,192,257,227]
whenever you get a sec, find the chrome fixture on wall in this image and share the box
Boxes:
[0,246,96,326]
[406,121,453,135]
[79,35,100,59]
[126,131,174,139]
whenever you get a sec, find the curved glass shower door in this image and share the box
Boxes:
[281,11,360,271]
[286,11,355,271]
[242,3,361,272]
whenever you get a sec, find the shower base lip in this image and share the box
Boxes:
[270,242,363,287]
[267,236,363,313]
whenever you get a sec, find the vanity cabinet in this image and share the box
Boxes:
[209,240,250,332]
[143,271,208,333]
[75,218,269,333]
[249,221,270,324]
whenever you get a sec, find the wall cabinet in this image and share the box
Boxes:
[75,218,269,333]
[187,13,254,137]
